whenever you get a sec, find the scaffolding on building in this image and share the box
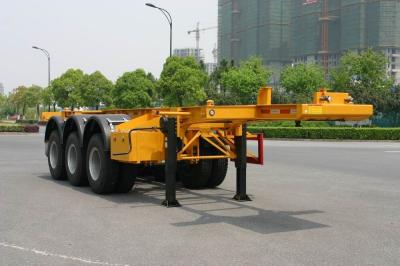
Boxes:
[218,0,400,83]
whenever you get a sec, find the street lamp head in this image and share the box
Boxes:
[32,46,39,49]
[145,3,157,8]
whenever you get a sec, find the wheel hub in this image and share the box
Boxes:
[67,144,78,175]
[49,141,58,169]
[89,147,101,181]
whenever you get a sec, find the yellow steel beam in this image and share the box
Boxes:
[178,131,201,155]
[41,88,374,165]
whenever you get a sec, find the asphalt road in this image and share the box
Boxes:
[0,130,400,265]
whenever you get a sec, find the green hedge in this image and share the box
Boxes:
[16,119,38,124]
[250,121,333,128]
[0,125,24,132]
[249,127,400,141]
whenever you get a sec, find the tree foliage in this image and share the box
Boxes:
[10,86,29,115]
[41,87,54,112]
[280,64,327,103]
[26,85,43,118]
[205,59,234,104]
[330,49,394,113]
[0,93,5,107]
[158,56,207,107]
[78,71,113,109]
[6,85,43,117]
[52,69,84,109]
[113,69,154,108]
[221,57,271,104]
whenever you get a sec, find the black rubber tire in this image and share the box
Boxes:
[178,160,213,189]
[151,165,165,182]
[47,131,67,180]
[207,158,229,188]
[65,132,88,186]
[114,163,137,193]
[86,134,119,194]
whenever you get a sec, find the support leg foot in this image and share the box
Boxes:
[233,194,252,202]
[162,200,181,208]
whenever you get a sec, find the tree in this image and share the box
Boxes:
[78,71,113,110]
[0,93,5,108]
[113,69,154,108]
[41,87,54,112]
[11,86,29,115]
[0,94,6,118]
[205,59,234,104]
[221,57,271,104]
[0,94,14,119]
[330,49,394,113]
[158,56,207,106]
[52,69,84,110]
[280,64,327,103]
[26,85,43,119]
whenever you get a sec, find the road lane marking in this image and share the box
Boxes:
[385,151,400,153]
[0,242,129,266]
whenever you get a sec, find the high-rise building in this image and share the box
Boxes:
[218,0,291,78]
[291,0,400,83]
[218,0,400,84]
[173,48,205,62]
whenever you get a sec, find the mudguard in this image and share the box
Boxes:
[44,116,65,156]
[83,114,129,152]
[63,115,92,148]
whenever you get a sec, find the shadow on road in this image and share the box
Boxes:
[38,174,328,235]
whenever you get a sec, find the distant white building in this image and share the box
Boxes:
[205,62,217,75]
[173,48,204,62]
[0,83,4,96]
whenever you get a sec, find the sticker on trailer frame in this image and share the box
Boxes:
[271,109,280,115]
[308,106,323,115]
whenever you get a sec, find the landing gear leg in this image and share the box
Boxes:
[233,124,251,202]
[161,117,181,208]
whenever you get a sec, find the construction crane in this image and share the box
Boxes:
[188,23,217,61]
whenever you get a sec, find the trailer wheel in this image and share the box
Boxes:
[48,131,67,180]
[115,164,137,193]
[207,158,228,188]
[179,160,212,189]
[65,132,87,186]
[86,134,119,194]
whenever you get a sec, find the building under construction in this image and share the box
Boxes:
[218,0,400,83]
[218,0,291,78]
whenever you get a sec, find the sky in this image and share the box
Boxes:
[0,0,218,93]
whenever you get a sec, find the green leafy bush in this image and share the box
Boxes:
[250,121,333,128]
[249,127,400,140]
[16,119,38,124]
[0,125,24,132]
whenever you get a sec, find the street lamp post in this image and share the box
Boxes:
[32,46,51,87]
[33,46,54,111]
[145,3,173,57]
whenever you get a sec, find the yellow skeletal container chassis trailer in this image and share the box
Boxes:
[42,88,373,207]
